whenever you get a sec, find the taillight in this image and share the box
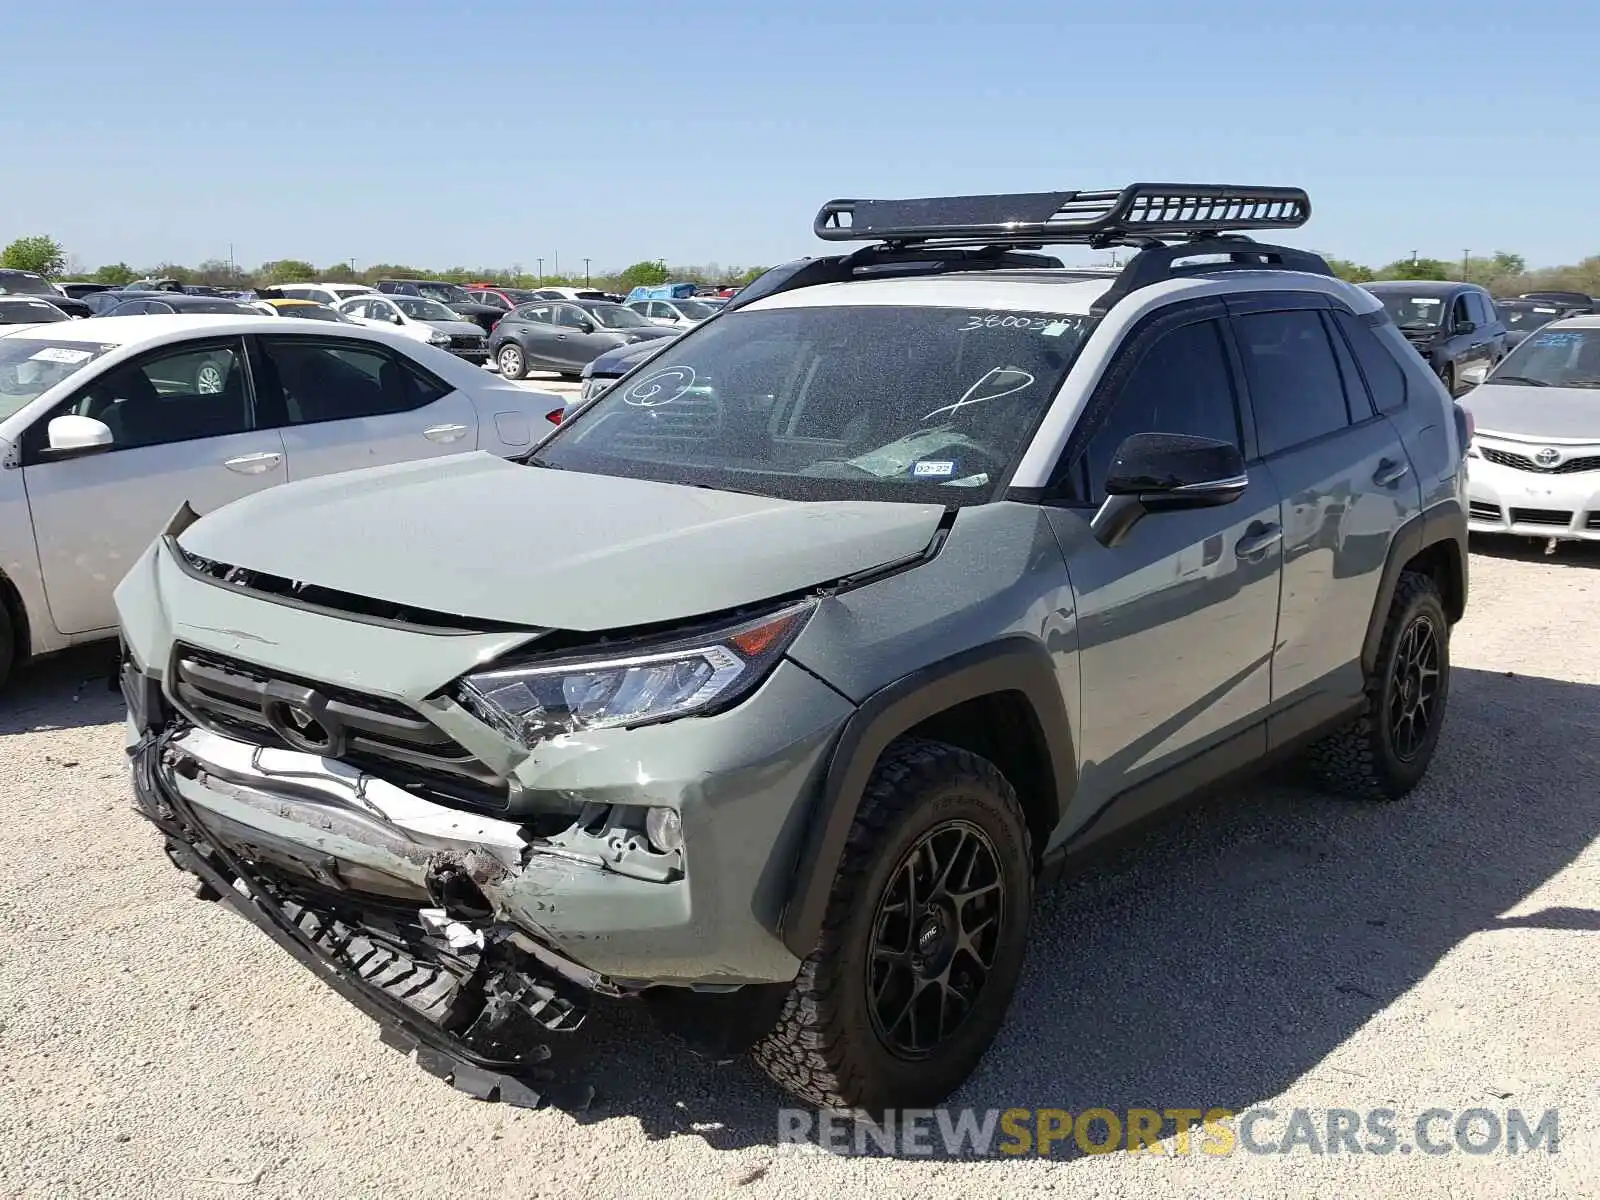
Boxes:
[545,408,563,425]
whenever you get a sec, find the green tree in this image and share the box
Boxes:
[319,262,360,283]
[256,259,318,285]
[1324,257,1375,283]
[91,262,139,285]
[194,258,238,287]
[1379,257,1450,281]
[2,235,67,276]
[616,259,671,292]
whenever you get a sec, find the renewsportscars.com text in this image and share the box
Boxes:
[777,1106,1560,1158]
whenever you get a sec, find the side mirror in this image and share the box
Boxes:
[577,320,596,334]
[43,414,114,460]
[1455,319,1477,335]
[390,313,405,325]
[1090,433,1247,547]
[1460,362,1490,387]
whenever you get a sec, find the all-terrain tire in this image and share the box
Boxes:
[1307,570,1450,802]
[751,738,1033,1112]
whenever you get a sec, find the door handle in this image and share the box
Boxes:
[223,452,282,475]
[1235,522,1282,558]
[1373,457,1410,487]
[423,424,469,443]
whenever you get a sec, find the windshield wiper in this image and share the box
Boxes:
[1491,375,1549,387]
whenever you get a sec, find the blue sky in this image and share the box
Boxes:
[4,0,1594,275]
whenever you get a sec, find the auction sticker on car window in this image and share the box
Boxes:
[912,460,955,477]
[29,346,95,364]
[1532,332,1581,348]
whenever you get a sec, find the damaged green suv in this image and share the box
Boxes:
[117,185,1469,1111]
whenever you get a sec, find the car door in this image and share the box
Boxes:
[19,336,287,635]
[1041,300,1284,827]
[250,333,478,477]
[504,303,556,366]
[552,304,612,369]
[1226,296,1422,749]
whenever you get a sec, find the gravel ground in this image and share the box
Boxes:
[1,541,1596,1199]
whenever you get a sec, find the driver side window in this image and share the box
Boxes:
[25,339,252,461]
[1065,318,1242,504]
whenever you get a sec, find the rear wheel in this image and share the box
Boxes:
[752,738,1033,1112]
[1307,570,1450,801]
[496,343,526,380]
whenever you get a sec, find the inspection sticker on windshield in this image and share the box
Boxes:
[29,347,93,365]
[1040,321,1072,337]
[912,460,955,477]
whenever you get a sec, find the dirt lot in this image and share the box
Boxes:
[1,542,1596,1199]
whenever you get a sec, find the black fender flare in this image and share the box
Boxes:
[1360,499,1468,677]
[779,636,1075,959]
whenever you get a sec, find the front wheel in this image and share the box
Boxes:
[751,738,1033,1112]
[496,343,526,380]
[1307,570,1450,801]
[0,603,14,690]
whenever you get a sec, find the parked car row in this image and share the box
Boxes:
[0,313,568,684]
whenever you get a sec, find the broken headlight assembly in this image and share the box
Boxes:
[456,601,814,748]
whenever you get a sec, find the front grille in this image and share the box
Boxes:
[1508,508,1573,528]
[1588,513,1600,531]
[1480,446,1600,474]
[449,334,485,350]
[1468,501,1501,521]
[171,646,507,809]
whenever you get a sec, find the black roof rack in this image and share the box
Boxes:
[814,183,1310,249]
[723,183,1329,318]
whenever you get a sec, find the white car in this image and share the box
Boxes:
[268,282,376,308]
[333,294,490,365]
[624,298,720,329]
[525,287,612,302]
[1462,314,1600,543]
[0,315,562,682]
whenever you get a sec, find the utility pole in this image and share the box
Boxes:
[553,250,559,279]
[1411,250,1419,264]
[583,257,591,285]
[1462,249,1470,280]
[536,257,544,282]
[228,243,235,281]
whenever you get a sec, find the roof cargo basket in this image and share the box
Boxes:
[723,183,1329,316]
[814,183,1311,249]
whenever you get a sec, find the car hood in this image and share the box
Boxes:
[175,454,947,630]
[447,301,501,316]
[1465,384,1600,441]
[422,319,486,337]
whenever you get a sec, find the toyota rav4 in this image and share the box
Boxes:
[115,184,1469,1112]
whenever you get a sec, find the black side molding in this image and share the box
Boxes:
[779,637,1075,958]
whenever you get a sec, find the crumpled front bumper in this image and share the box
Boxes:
[128,733,594,1108]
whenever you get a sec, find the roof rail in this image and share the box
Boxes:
[814,183,1311,249]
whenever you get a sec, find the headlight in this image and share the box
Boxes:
[428,330,450,345]
[457,602,814,748]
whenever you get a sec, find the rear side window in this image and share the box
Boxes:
[1333,311,1407,414]
[1234,309,1352,456]
[1075,318,1242,501]
[257,338,449,425]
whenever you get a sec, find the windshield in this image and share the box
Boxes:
[1503,305,1563,331]
[419,283,471,303]
[1374,293,1446,330]
[0,340,116,419]
[395,297,459,322]
[0,271,58,297]
[0,299,69,325]
[590,303,654,330]
[1491,326,1600,388]
[675,300,717,321]
[538,305,1097,504]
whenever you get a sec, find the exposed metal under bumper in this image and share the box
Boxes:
[130,736,595,1110]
